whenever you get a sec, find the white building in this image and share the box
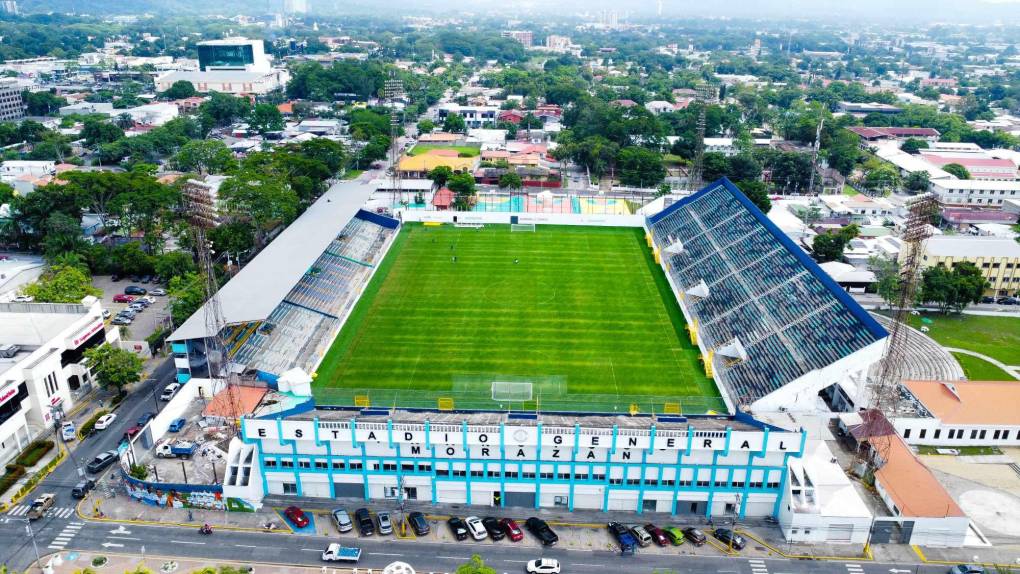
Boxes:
[59,102,115,116]
[930,179,1020,207]
[0,160,55,184]
[123,102,179,126]
[437,103,498,129]
[154,69,289,96]
[895,380,1020,447]
[0,297,118,466]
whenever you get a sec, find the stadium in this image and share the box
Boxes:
[168,178,891,527]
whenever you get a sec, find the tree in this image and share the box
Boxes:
[869,255,901,309]
[900,138,929,154]
[825,130,862,176]
[299,138,346,174]
[727,153,763,182]
[111,242,154,276]
[153,251,197,282]
[428,165,454,189]
[172,139,236,175]
[443,112,466,134]
[81,118,124,146]
[919,262,987,313]
[40,212,90,260]
[904,170,931,192]
[864,164,901,192]
[22,90,66,116]
[417,118,435,134]
[498,172,523,190]
[736,180,772,213]
[162,80,198,100]
[447,172,477,210]
[811,224,860,263]
[248,103,285,135]
[455,555,496,574]
[199,92,251,129]
[209,220,256,257]
[167,273,207,327]
[943,163,971,180]
[83,344,144,393]
[219,170,299,247]
[617,146,666,187]
[22,264,101,303]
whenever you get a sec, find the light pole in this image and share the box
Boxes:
[15,517,43,571]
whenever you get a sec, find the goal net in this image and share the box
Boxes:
[491,381,533,401]
[510,223,536,232]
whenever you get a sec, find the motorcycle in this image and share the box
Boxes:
[199,524,213,535]
[262,522,277,532]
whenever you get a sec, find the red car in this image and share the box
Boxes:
[644,524,669,546]
[284,505,310,528]
[123,426,141,439]
[499,517,524,542]
[113,294,135,303]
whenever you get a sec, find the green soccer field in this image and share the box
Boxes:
[313,223,724,414]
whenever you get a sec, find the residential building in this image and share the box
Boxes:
[918,151,1017,181]
[930,179,1020,207]
[913,235,1020,296]
[0,160,55,184]
[59,101,114,116]
[895,380,1020,448]
[295,119,343,136]
[0,298,118,466]
[837,102,901,117]
[940,208,1018,232]
[0,79,25,122]
[846,127,940,145]
[396,151,479,179]
[437,104,498,129]
[500,30,533,47]
[123,102,179,126]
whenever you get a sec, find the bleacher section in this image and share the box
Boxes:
[647,179,887,406]
[230,212,396,376]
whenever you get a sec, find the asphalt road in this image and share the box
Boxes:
[0,513,949,574]
[0,358,177,568]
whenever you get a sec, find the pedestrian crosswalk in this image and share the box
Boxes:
[48,521,85,550]
[845,563,864,574]
[5,504,76,519]
[749,559,768,574]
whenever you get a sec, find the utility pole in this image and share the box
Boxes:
[807,110,824,195]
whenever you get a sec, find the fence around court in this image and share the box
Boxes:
[312,386,728,416]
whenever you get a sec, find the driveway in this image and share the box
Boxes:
[93,275,171,341]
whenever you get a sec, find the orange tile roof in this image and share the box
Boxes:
[202,385,267,418]
[872,433,966,518]
[277,102,294,114]
[904,380,1020,426]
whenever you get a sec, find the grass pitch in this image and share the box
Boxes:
[314,223,722,413]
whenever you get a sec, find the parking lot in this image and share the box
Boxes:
[93,275,171,341]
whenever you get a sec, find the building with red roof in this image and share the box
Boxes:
[432,187,455,210]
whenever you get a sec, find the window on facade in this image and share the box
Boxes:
[732,481,746,488]
[714,481,727,487]
[592,474,605,481]
[626,479,641,485]
[994,430,1001,440]
[281,460,294,468]
[331,461,344,470]
[383,463,397,472]
[557,473,570,480]
[401,463,415,472]
[767,481,780,489]
[979,430,987,439]
[298,460,311,469]
[540,472,554,480]
[349,462,362,470]
[919,429,927,439]
[750,481,763,489]
[264,459,277,468]
[609,478,623,485]
[282,483,297,494]
[453,470,466,477]
[680,480,692,487]
[505,471,518,479]
[369,463,379,471]
[903,429,911,439]
[645,479,659,486]
[696,480,709,487]
[470,470,483,477]
[436,468,449,476]
[314,460,328,470]
[522,472,536,479]
[971,429,979,439]
[660,479,675,486]
[1002,430,1011,440]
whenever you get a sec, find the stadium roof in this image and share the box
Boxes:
[647,178,888,406]
[168,179,375,342]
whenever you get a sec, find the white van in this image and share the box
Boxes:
[160,383,181,401]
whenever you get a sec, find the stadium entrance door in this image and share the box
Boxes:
[334,483,365,499]
[503,491,536,508]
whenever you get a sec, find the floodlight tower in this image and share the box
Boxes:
[689,83,716,191]
[385,77,406,209]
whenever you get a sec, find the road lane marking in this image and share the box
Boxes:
[170,541,206,545]
[374,553,404,557]
[502,560,529,564]
[235,544,258,548]
[107,536,141,541]
[438,556,470,560]
[569,565,605,568]
[301,549,321,552]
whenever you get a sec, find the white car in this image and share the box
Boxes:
[526,559,560,574]
[94,413,117,430]
[61,422,76,441]
[150,289,167,296]
[12,295,33,303]
[465,516,487,541]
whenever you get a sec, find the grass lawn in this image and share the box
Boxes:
[842,184,859,196]
[314,224,722,413]
[408,144,481,157]
[916,445,1002,456]
[902,312,1020,366]
[951,352,1017,381]
[341,169,364,180]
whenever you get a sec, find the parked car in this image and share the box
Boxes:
[525,517,558,546]
[332,508,353,533]
[683,527,707,546]
[12,295,33,303]
[61,421,76,441]
[124,285,147,295]
[284,506,310,528]
[94,413,117,430]
[137,412,156,426]
[71,478,96,499]
[996,296,1018,305]
[86,450,118,474]
[481,517,505,541]
[644,523,669,546]
[140,295,156,304]
[526,559,560,574]
[628,524,652,547]
[167,418,187,432]
[663,526,686,545]
[160,383,181,401]
[447,516,469,541]
[123,425,141,439]
[377,511,393,535]
[128,303,146,312]
[150,288,167,296]
[111,317,132,326]
[465,516,487,540]
[111,274,121,282]
[408,511,429,536]
[607,522,637,554]
[27,493,56,520]
[112,294,135,303]
[713,528,745,550]
[102,309,111,319]
[949,566,985,574]
[141,275,152,284]
[354,508,375,536]
[129,275,141,283]
[499,518,524,542]
[981,296,996,304]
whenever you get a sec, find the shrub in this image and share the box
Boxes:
[0,463,25,497]
[128,463,149,480]
[15,440,54,467]
[79,409,110,437]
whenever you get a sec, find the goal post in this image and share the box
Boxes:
[491,381,533,401]
[510,223,536,232]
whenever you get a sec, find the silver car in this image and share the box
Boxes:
[376,511,393,535]
[332,508,353,533]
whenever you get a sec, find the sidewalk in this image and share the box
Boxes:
[31,552,325,574]
[0,440,64,509]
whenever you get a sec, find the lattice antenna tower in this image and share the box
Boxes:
[689,83,715,191]
[853,193,939,476]
[183,181,242,437]
[385,77,405,208]
[807,109,824,195]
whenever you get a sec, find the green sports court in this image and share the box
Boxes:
[312,223,724,414]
